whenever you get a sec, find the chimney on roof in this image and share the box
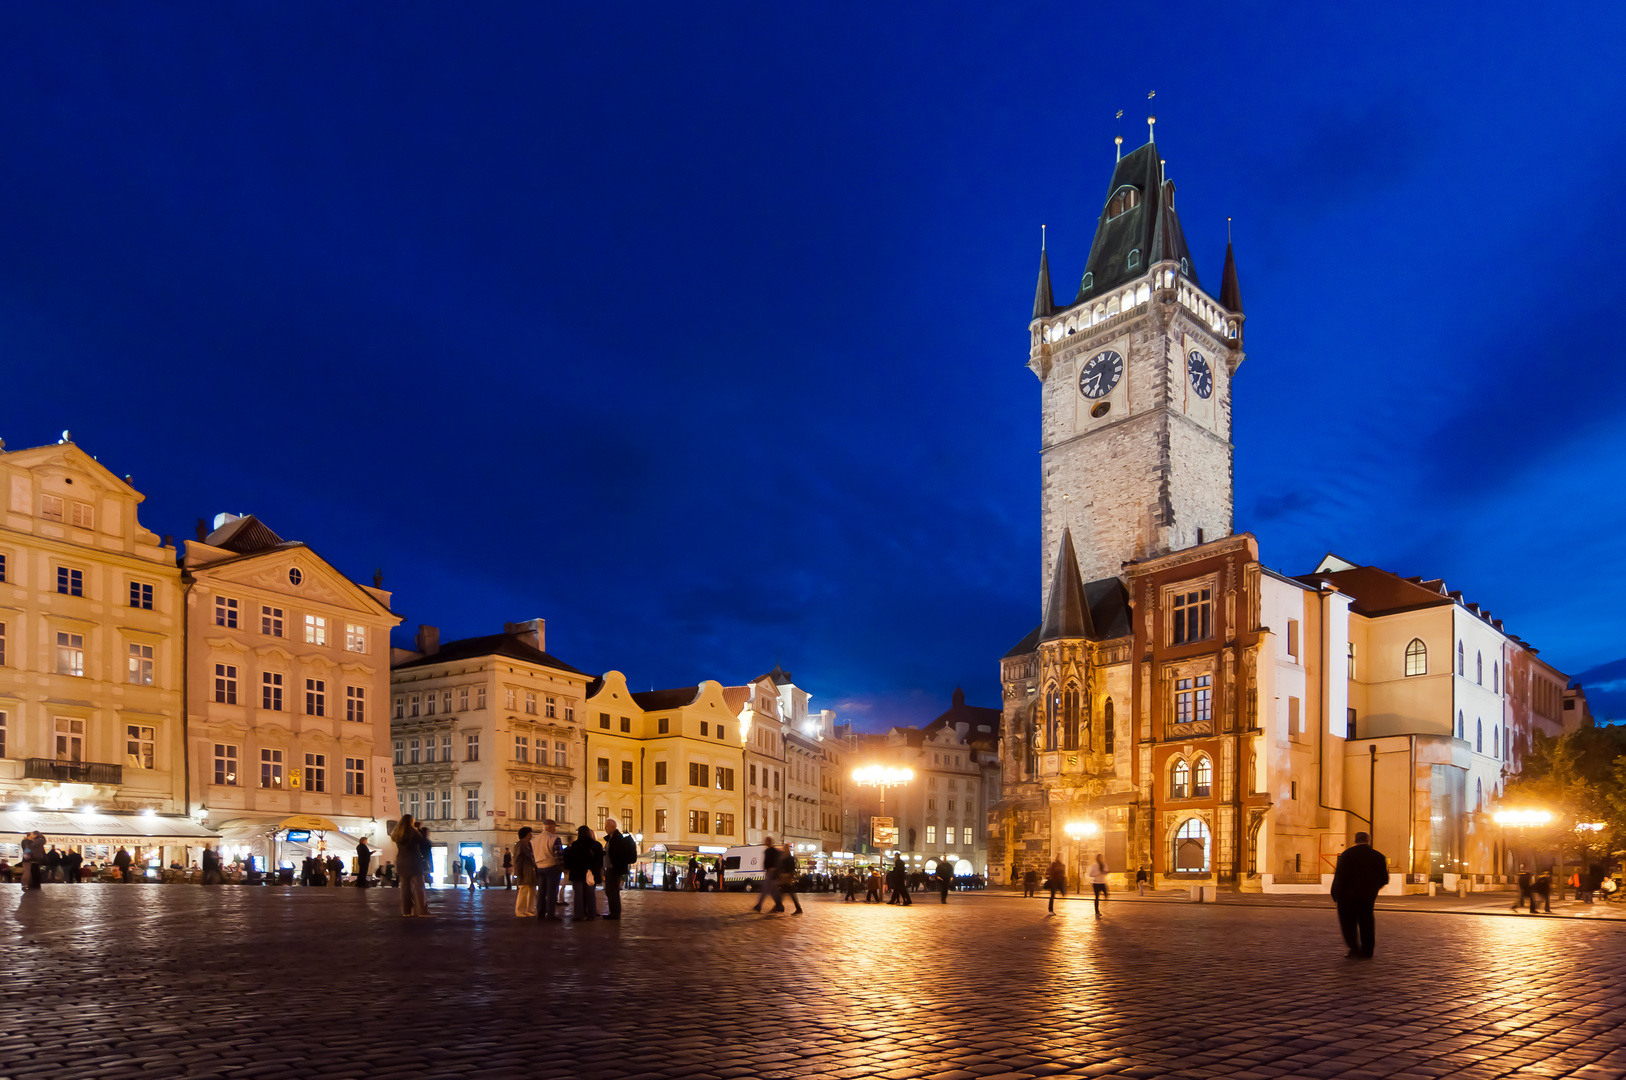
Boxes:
[504,618,544,651]
[373,569,384,589]
[416,625,439,657]
[952,687,965,709]
[195,518,207,542]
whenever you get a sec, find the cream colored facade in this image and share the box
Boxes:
[583,673,745,853]
[727,673,785,844]
[0,440,185,818]
[187,513,401,865]
[842,724,989,875]
[389,621,588,876]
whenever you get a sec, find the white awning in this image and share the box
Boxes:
[0,809,219,844]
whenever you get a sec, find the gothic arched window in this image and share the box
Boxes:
[1405,638,1427,677]
[1477,651,1483,685]
[1193,757,1213,798]
[1172,759,1190,799]
[1103,699,1115,751]
[1457,710,1464,739]
[1458,641,1465,676]
[1063,685,1080,751]
[1494,663,1499,694]
[1045,685,1059,751]
[1493,725,1499,758]
[1174,819,1210,872]
[1476,718,1483,753]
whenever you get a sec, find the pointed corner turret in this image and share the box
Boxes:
[1032,243,1054,321]
[1040,527,1095,641]
[1219,240,1243,315]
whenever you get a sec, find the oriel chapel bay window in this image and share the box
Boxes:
[1169,584,1213,645]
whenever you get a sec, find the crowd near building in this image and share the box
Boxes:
[0,440,997,881]
[993,129,1589,895]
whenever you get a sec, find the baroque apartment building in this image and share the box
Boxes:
[582,673,744,856]
[187,513,401,861]
[389,621,589,876]
[0,439,188,822]
[724,671,785,844]
[839,718,991,876]
[994,131,1572,892]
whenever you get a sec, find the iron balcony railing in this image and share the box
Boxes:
[23,758,124,786]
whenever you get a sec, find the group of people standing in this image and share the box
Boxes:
[510,818,639,920]
[11,833,142,888]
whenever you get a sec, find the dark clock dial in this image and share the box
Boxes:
[1078,350,1124,400]
[1187,351,1213,399]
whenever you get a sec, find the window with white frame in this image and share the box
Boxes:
[130,581,153,610]
[58,566,83,597]
[442,691,452,713]
[1170,585,1213,644]
[408,791,419,818]
[459,687,469,711]
[346,685,365,723]
[214,663,237,704]
[565,703,574,722]
[408,738,420,764]
[441,734,452,762]
[534,791,545,819]
[261,748,284,788]
[466,788,480,819]
[525,691,537,715]
[215,596,237,628]
[409,694,419,718]
[514,789,529,819]
[554,741,567,767]
[393,740,404,765]
[262,672,283,711]
[125,725,155,769]
[1194,757,1213,797]
[466,732,479,761]
[393,696,404,720]
[305,753,326,793]
[305,615,326,645]
[545,696,556,718]
[261,606,283,637]
[0,620,6,666]
[55,717,84,761]
[963,827,973,846]
[213,743,238,786]
[127,642,154,685]
[424,688,436,716]
[515,735,530,763]
[443,790,453,819]
[476,686,486,710]
[345,623,366,653]
[1172,760,1190,798]
[305,679,325,716]
[1405,638,1428,677]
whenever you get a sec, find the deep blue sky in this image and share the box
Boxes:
[4,4,1625,725]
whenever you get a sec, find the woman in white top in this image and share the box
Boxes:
[1087,854,1110,915]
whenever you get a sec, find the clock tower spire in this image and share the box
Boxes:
[1028,137,1244,603]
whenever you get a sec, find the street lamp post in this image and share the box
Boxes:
[852,765,914,863]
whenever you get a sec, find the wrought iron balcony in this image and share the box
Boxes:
[23,758,123,786]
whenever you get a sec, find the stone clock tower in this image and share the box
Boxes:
[1029,135,1246,599]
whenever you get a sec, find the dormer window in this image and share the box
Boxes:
[1107,186,1140,218]
[1080,271,1093,293]
[1179,257,1190,276]
[1127,248,1141,271]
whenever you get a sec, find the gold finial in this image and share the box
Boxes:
[1148,90,1156,99]
[1115,109,1123,119]
[1227,216,1232,242]
[1115,134,1123,162]
[1148,115,1156,142]
[1041,223,1046,251]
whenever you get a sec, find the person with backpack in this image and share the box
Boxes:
[602,818,637,919]
[536,819,565,921]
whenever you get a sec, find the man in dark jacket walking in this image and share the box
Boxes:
[1330,831,1389,958]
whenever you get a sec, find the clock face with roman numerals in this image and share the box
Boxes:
[1078,350,1124,400]
[1187,351,1213,399]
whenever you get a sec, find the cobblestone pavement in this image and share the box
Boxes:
[5,884,1626,1079]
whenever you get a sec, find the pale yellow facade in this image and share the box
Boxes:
[0,440,185,818]
[186,514,401,865]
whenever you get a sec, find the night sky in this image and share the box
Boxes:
[4,4,1624,725]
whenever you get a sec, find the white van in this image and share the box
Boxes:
[721,845,770,885]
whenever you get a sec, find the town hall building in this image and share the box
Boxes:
[991,132,1576,894]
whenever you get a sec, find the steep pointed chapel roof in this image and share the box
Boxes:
[1040,528,1095,641]
[1219,240,1243,315]
[1032,244,1054,319]
[1076,140,1197,304]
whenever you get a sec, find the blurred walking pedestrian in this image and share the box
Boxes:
[1330,831,1389,957]
[391,815,432,918]
[1533,870,1553,913]
[752,838,782,913]
[113,845,133,884]
[769,849,803,915]
[201,845,223,885]
[1513,869,1535,912]
[937,860,952,904]
[1045,857,1066,914]
[1087,853,1110,915]
[355,839,372,888]
[864,866,883,903]
[1023,867,1039,898]
[1135,865,1149,897]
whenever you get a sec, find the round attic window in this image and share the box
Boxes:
[288,567,304,586]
